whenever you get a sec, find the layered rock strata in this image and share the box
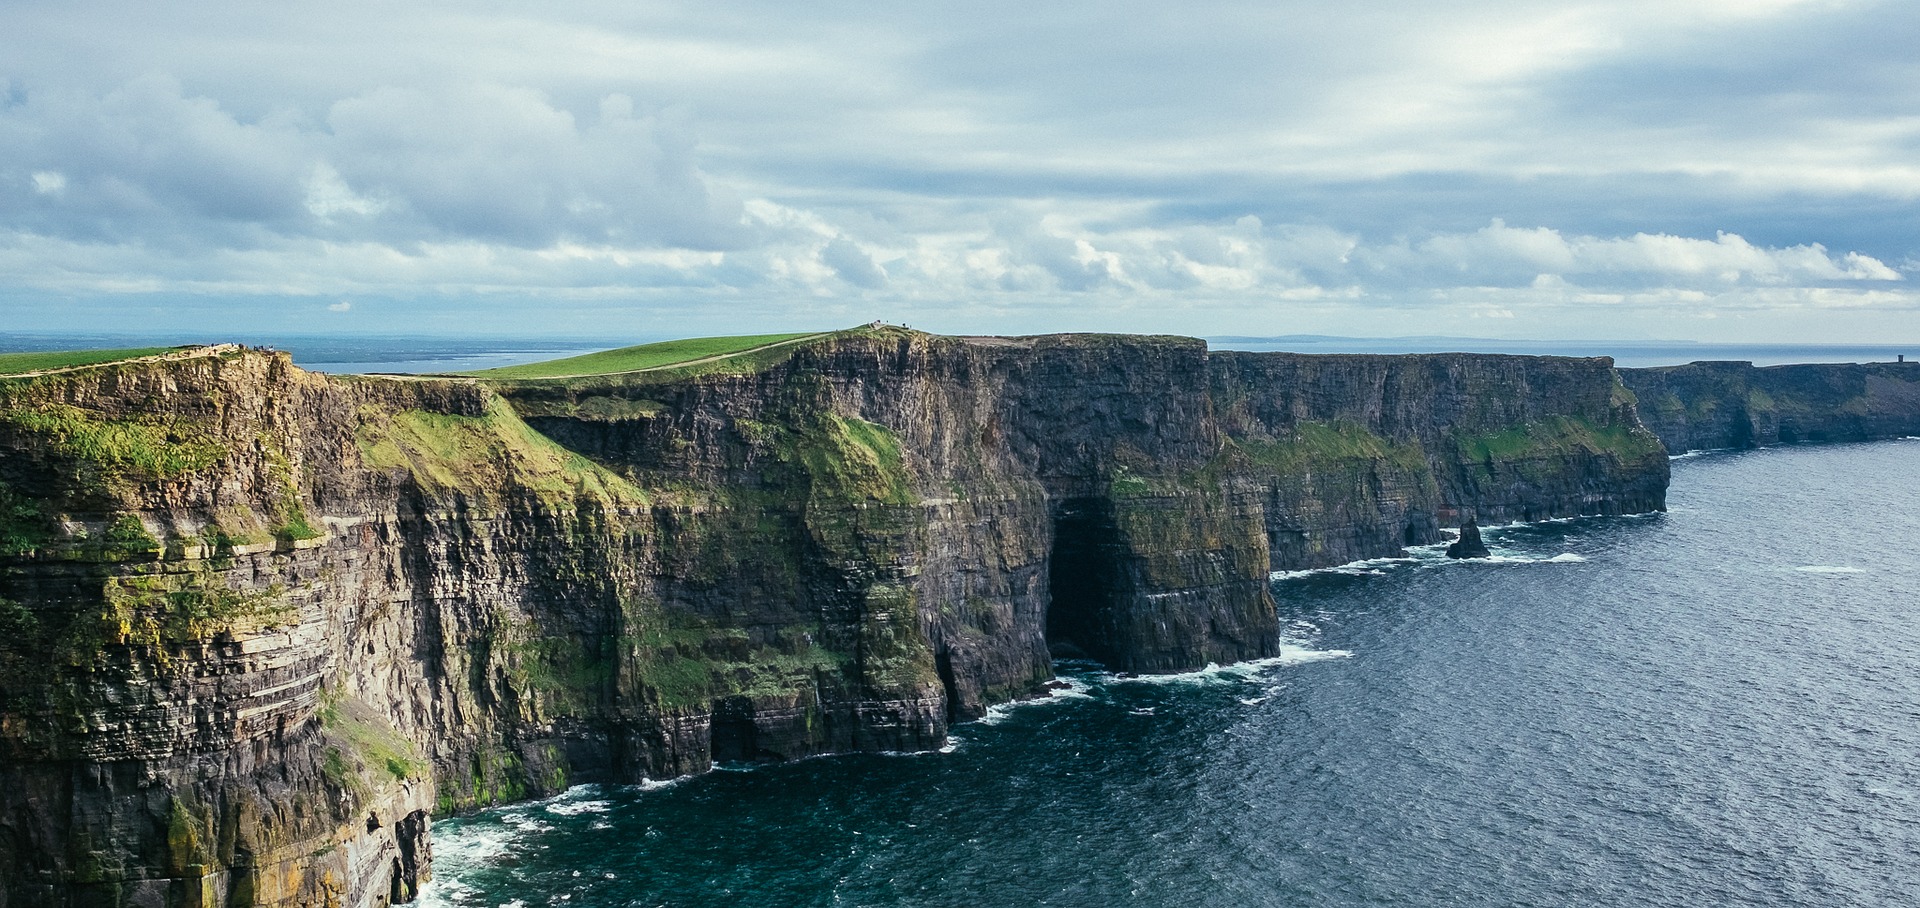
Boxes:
[1620,360,1920,453]
[0,330,1669,906]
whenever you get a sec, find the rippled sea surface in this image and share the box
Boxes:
[422,440,1920,908]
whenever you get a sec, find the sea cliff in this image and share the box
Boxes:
[1619,360,1920,453]
[0,330,1668,907]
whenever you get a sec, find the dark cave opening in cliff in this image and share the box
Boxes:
[1046,498,1128,667]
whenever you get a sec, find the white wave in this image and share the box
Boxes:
[539,784,613,816]
[971,675,1097,725]
[1108,645,1352,687]
[1462,552,1588,565]
[1669,451,1705,460]
[497,812,553,833]
[1270,557,1415,580]
[425,820,523,866]
[1794,565,1865,574]
[544,799,612,816]
[634,774,690,791]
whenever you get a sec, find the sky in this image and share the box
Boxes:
[1,0,1916,342]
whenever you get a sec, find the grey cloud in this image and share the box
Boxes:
[1,1,1917,342]
[0,75,310,243]
[325,87,748,249]
[819,236,886,289]
[1534,2,1920,129]
[0,75,749,251]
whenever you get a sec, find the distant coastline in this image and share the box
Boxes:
[1206,335,1920,369]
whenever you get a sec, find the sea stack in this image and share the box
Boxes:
[1447,518,1492,559]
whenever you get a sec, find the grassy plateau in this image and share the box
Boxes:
[0,347,178,376]
[457,332,829,380]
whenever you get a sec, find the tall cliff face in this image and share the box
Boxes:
[1619,360,1920,453]
[1209,353,1669,569]
[0,332,1669,907]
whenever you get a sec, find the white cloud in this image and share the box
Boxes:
[327,300,351,311]
[0,1,1915,340]
[1363,220,1902,288]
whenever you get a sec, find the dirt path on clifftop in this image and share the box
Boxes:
[0,343,242,379]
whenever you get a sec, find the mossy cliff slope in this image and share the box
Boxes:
[1619,360,1920,453]
[0,334,1670,907]
[1210,352,1669,569]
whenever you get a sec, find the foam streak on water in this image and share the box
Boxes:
[423,441,1920,908]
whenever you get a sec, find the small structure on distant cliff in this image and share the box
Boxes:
[1447,518,1492,559]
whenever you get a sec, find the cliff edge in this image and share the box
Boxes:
[0,332,1669,907]
[1620,360,1920,453]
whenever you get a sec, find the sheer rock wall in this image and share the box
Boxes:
[1619,360,1920,453]
[0,332,1670,906]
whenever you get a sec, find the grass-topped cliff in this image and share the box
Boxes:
[455,330,841,380]
[0,347,182,375]
[1619,359,1920,452]
[0,330,1679,908]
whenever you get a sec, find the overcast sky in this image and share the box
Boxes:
[2,0,1916,341]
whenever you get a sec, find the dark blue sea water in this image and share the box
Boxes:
[419,439,1920,908]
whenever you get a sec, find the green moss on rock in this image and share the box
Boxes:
[356,395,645,505]
[1233,421,1431,477]
[0,403,224,487]
[0,480,57,557]
[1452,415,1663,465]
[95,568,293,649]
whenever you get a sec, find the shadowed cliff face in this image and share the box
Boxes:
[1210,352,1670,569]
[1619,361,1920,453]
[0,331,1670,907]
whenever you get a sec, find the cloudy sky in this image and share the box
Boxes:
[2,0,1916,341]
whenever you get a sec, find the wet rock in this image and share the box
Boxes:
[1447,519,1492,559]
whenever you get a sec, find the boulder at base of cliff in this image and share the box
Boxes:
[1447,519,1491,559]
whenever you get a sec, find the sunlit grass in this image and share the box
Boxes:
[458,333,825,379]
[0,347,177,375]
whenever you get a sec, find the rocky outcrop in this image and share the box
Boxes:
[0,330,1670,906]
[1446,519,1491,559]
[1620,360,1920,453]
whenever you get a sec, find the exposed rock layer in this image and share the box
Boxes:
[1620,360,1920,453]
[0,331,1669,906]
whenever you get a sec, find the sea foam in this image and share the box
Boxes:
[1104,645,1353,688]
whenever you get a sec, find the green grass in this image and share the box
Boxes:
[1232,421,1432,477]
[319,694,429,788]
[355,395,645,504]
[458,333,826,379]
[1453,415,1665,463]
[0,347,177,375]
[0,403,226,484]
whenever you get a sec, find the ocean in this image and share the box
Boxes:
[418,439,1920,907]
